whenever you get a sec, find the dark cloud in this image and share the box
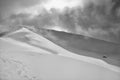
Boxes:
[0,0,43,22]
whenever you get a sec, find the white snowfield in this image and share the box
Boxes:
[0,28,120,80]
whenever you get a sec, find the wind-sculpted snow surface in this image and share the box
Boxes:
[38,28,120,67]
[0,28,120,80]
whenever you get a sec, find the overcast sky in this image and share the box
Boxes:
[0,0,106,21]
[0,0,45,21]
[0,0,119,43]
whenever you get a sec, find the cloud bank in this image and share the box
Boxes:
[0,0,43,22]
[1,0,120,43]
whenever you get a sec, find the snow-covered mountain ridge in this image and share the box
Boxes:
[1,27,120,72]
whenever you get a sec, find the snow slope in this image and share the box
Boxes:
[0,28,120,80]
[38,29,120,67]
